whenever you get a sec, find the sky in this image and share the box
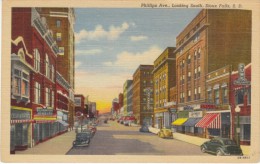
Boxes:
[74,8,201,113]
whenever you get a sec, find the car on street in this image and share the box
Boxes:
[123,116,136,126]
[139,123,150,133]
[200,137,243,156]
[157,127,173,139]
[73,132,91,147]
[82,129,95,138]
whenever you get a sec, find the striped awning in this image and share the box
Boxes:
[195,113,221,129]
[172,118,188,126]
[11,119,34,124]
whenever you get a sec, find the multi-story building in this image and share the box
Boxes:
[11,8,60,153]
[74,94,85,116]
[153,47,176,129]
[230,63,251,145]
[38,8,76,129]
[133,65,154,125]
[174,9,251,139]
[123,80,133,116]
[111,98,119,117]
[118,93,124,115]
[127,83,134,116]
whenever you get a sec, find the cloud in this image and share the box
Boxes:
[130,35,148,41]
[75,22,130,43]
[103,46,162,70]
[75,49,103,56]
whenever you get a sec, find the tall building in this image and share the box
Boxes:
[127,83,134,116]
[11,8,60,153]
[133,65,154,125]
[38,8,76,128]
[173,9,251,140]
[153,47,176,129]
[123,80,133,116]
[118,93,124,114]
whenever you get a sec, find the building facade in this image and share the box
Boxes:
[38,8,76,129]
[133,65,154,125]
[11,8,63,153]
[127,83,134,116]
[153,47,176,129]
[123,80,133,116]
[174,9,251,141]
[230,63,251,145]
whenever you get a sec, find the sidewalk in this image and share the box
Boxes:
[15,130,76,155]
[148,127,250,155]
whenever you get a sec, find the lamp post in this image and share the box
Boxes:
[235,105,241,146]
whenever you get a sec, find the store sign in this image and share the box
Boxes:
[234,63,250,85]
[189,111,203,118]
[36,108,54,116]
[200,104,216,109]
[184,106,193,111]
[164,101,176,108]
[11,110,30,120]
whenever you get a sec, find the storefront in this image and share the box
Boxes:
[57,110,69,132]
[183,111,202,136]
[154,112,163,129]
[33,107,57,145]
[10,107,33,153]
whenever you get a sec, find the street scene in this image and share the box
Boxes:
[8,6,251,159]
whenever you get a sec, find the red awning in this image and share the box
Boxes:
[195,113,221,129]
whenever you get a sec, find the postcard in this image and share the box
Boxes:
[1,0,260,163]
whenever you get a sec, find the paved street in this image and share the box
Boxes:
[67,118,210,155]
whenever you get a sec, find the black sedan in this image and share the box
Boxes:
[73,132,92,147]
[200,137,243,156]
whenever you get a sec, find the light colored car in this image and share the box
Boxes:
[157,128,173,139]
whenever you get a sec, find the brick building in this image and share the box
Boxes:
[133,65,154,125]
[38,8,76,129]
[153,47,176,129]
[123,80,133,116]
[175,9,251,117]
[11,8,62,153]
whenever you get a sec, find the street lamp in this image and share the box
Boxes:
[235,105,241,146]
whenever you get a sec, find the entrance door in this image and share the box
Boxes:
[15,124,23,146]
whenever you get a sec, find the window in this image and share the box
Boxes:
[59,47,64,55]
[35,82,41,104]
[188,71,191,81]
[198,87,201,99]
[179,61,182,68]
[188,90,191,101]
[56,20,61,27]
[51,65,55,81]
[194,50,197,60]
[187,54,191,64]
[194,68,197,79]
[34,49,41,72]
[74,97,81,106]
[198,48,201,58]
[236,90,244,104]
[13,69,29,97]
[194,88,197,100]
[51,91,54,107]
[214,89,220,105]
[222,87,228,104]
[45,87,51,107]
[208,90,212,103]
[56,33,62,41]
[45,54,51,79]
[197,66,201,77]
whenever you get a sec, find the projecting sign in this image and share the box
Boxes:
[233,63,250,85]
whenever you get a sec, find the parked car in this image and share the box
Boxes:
[73,132,91,147]
[89,126,97,135]
[139,123,150,133]
[104,119,108,124]
[157,127,173,139]
[200,137,243,156]
[124,116,136,126]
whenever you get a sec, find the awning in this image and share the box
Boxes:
[195,113,221,129]
[172,118,188,126]
[57,120,69,126]
[183,117,202,127]
[11,119,34,124]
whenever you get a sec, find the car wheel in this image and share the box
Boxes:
[216,150,223,156]
[201,146,206,153]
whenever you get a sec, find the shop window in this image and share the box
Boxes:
[243,124,250,140]
[34,49,41,72]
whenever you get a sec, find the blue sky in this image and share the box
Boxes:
[74,8,201,112]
